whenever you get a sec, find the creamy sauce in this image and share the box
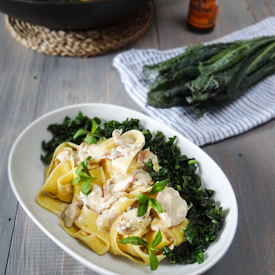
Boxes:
[117,208,152,235]
[55,149,71,162]
[73,129,143,168]
[104,174,135,196]
[111,131,144,174]
[79,184,119,214]
[96,196,130,232]
[133,170,153,187]
[73,143,90,165]
[87,144,108,162]
[72,130,152,232]
[101,150,123,160]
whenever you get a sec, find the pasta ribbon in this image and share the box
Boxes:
[37,129,189,268]
[37,143,77,214]
[74,207,110,255]
[151,217,189,246]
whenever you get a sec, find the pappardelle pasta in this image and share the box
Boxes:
[37,115,224,270]
[37,129,189,268]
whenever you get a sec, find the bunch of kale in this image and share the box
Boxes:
[143,36,275,114]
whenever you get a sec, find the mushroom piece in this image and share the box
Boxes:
[60,201,84,228]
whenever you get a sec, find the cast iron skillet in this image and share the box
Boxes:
[0,0,150,30]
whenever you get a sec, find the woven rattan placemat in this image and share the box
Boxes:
[6,3,153,57]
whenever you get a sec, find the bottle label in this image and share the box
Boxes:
[188,0,219,29]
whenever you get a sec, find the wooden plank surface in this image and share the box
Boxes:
[203,120,275,275]
[0,14,47,275]
[0,0,275,274]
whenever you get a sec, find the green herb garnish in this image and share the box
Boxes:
[73,117,105,145]
[120,229,163,271]
[149,178,169,194]
[72,156,96,195]
[137,178,169,217]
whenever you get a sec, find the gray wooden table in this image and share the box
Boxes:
[1,0,275,274]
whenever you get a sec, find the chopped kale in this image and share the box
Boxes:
[144,131,224,264]
[99,118,141,138]
[144,131,198,184]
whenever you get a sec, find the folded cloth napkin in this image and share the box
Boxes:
[113,17,275,146]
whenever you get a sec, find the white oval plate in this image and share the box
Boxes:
[8,103,238,275]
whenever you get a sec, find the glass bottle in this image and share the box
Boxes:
[187,0,219,34]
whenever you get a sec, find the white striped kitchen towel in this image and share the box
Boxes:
[113,17,275,146]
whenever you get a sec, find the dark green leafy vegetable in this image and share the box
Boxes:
[143,36,275,114]
[198,36,275,75]
[227,41,275,97]
[196,42,275,114]
[144,131,224,264]
[143,42,232,77]
[163,207,224,264]
[148,44,231,96]
[185,61,243,105]
[147,88,187,109]
[149,66,200,92]
[246,41,275,75]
